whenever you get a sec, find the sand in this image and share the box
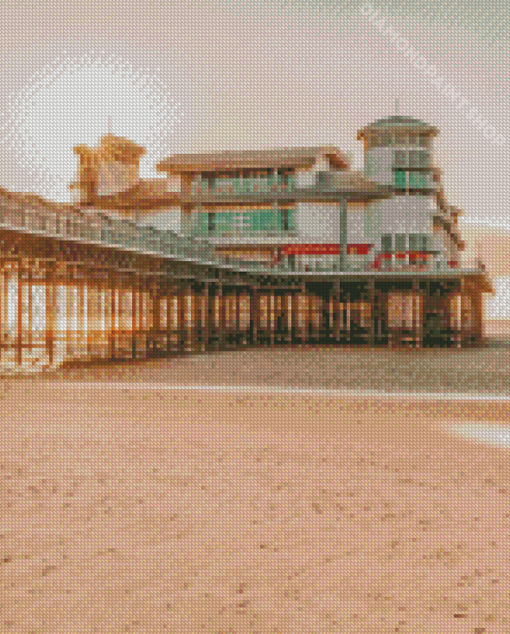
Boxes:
[0,344,509,633]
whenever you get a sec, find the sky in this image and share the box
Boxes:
[0,0,509,316]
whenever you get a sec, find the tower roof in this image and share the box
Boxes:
[357,116,439,139]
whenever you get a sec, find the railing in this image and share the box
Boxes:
[0,198,224,266]
[232,256,487,275]
[191,229,299,239]
[190,178,295,196]
[0,196,488,277]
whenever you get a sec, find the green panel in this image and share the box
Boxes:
[394,170,406,188]
[394,234,406,251]
[408,234,420,251]
[381,234,393,252]
[408,172,418,188]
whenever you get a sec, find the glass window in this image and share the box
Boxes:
[395,234,406,251]
[420,152,430,167]
[408,233,420,251]
[394,151,407,166]
[420,234,430,251]
[394,170,407,188]
[409,151,421,167]
[381,234,393,252]
[408,171,419,188]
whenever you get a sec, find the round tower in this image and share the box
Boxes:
[357,116,442,268]
[357,116,438,188]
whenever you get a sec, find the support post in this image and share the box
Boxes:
[368,278,375,346]
[202,282,210,351]
[235,287,241,345]
[177,282,186,354]
[471,284,483,346]
[219,282,227,349]
[109,275,116,360]
[131,281,137,359]
[28,267,33,351]
[16,260,23,366]
[412,278,421,349]
[270,290,275,346]
[250,287,259,345]
[45,264,56,367]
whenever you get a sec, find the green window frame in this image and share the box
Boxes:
[409,233,430,251]
[394,234,406,251]
[394,170,406,189]
[381,234,393,252]
[393,151,407,167]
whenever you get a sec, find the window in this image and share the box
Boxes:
[409,151,430,168]
[409,172,430,188]
[280,208,289,231]
[381,234,393,252]
[408,233,420,251]
[394,151,407,167]
[394,234,406,251]
[409,151,420,167]
[408,172,419,188]
[419,135,430,148]
[409,233,430,251]
[394,170,406,188]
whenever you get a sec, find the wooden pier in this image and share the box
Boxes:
[0,203,491,373]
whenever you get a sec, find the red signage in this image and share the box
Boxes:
[346,244,374,255]
[280,244,373,256]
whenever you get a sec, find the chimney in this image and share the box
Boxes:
[71,135,146,204]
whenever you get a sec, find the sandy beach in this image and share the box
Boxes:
[1,339,509,633]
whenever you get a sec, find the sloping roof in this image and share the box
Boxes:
[157,146,350,173]
[92,178,180,210]
[372,116,433,127]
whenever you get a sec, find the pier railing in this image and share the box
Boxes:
[0,194,487,276]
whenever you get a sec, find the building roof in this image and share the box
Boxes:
[91,178,180,210]
[157,146,350,173]
[357,116,439,139]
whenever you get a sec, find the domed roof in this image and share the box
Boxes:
[357,116,438,139]
[370,115,433,128]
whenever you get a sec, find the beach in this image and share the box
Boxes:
[1,337,509,633]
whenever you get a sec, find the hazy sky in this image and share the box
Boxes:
[0,0,507,221]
